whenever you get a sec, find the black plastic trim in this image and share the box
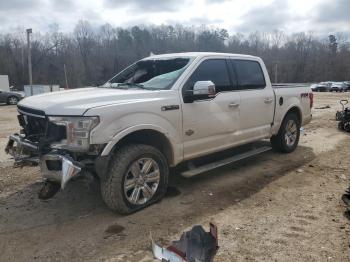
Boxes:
[17,105,46,118]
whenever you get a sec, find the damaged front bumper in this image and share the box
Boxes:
[5,134,39,164]
[5,134,82,189]
[40,154,82,189]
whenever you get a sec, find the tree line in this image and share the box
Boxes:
[0,21,349,89]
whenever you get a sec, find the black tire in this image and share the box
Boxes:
[336,111,343,121]
[338,122,345,130]
[100,144,169,214]
[344,123,350,132]
[7,96,19,105]
[270,113,300,153]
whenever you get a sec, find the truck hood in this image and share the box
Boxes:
[18,87,160,115]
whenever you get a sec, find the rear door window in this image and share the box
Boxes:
[232,60,266,90]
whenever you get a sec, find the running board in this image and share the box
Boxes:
[181,146,272,178]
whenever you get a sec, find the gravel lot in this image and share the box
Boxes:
[0,92,350,262]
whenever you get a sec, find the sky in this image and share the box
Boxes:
[0,0,349,35]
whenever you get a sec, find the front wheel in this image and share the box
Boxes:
[100,144,169,214]
[7,96,19,105]
[271,113,300,153]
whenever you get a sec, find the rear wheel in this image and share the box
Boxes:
[100,144,169,214]
[271,113,300,153]
[7,96,19,105]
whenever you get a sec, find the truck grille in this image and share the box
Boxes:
[17,105,46,118]
[17,105,67,144]
[17,106,48,142]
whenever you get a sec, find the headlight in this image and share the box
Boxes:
[48,116,99,152]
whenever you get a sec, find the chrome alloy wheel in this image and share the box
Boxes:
[284,119,298,147]
[123,158,160,205]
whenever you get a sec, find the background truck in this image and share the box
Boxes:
[6,52,312,214]
[0,75,10,92]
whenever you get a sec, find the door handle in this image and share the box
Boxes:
[228,103,239,108]
[264,98,273,104]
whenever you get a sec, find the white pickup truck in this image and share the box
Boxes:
[6,52,312,214]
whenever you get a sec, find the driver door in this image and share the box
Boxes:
[181,58,240,160]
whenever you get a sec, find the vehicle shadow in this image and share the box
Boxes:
[0,144,316,259]
[168,144,316,213]
[0,177,110,234]
[0,145,315,229]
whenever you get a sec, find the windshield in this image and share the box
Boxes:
[102,57,193,90]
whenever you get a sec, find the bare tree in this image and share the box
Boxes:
[1,23,350,89]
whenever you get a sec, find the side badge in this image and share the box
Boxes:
[185,129,194,136]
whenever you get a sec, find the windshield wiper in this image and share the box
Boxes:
[104,82,156,90]
[117,83,146,89]
[117,83,158,90]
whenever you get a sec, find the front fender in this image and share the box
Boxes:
[90,111,183,166]
[100,124,174,155]
[85,92,183,165]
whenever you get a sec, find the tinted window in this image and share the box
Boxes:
[185,59,232,93]
[233,60,266,89]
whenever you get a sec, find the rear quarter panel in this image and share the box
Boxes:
[272,86,312,135]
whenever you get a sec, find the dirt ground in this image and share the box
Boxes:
[0,92,350,262]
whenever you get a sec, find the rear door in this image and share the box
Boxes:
[181,58,240,160]
[230,59,274,141]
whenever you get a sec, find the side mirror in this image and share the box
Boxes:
[183,80,216,103]
[193,81,216,97]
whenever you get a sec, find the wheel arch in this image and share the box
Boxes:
[272,104,302,136]
[270,106,301,153]
[101,126,177,167]
[285,106,302,125]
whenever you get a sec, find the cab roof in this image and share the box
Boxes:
[143,52,258,60]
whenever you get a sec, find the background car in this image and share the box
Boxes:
[343,81,350,91]
[0,90,24,105]
[311,82,331,92]
[330,82,347,92]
